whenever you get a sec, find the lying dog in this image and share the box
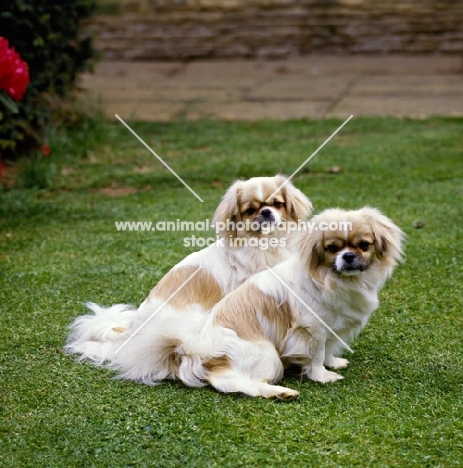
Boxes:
[65,175,313,378]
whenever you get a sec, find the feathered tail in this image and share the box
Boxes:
[64,301,211,386]
[64,302,138,365]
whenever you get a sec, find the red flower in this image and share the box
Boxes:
[41,144,51,156]
[0,38,13,90]
[7,49,29,101]
[0,37,30,101]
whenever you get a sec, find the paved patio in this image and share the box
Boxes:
[81,55,463,121]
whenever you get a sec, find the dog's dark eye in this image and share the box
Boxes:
[359,241,370,252]
[245,207,256,215]
[327,245,339,254]
[273,201,284,209]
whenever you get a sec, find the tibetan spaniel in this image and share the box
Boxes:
[70,206,404,398]
[198,206,405,399]
[64,175,313,370]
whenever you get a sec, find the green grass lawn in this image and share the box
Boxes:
[1,117,462,467]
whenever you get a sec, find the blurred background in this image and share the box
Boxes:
[1,0,462,163]
[81,0,463,121]
[94,0,463,59]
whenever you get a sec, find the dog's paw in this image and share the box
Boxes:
[273,388,300,401]
[305,366,344,383]
[259,384,299,401]
[324,356,349,369]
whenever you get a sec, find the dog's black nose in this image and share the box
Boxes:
[261,208,272,217]
[343,252,356,264]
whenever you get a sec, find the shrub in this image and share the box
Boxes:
[0,0,97,157]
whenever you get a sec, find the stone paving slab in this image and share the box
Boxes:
[348,76,463,96]
[80,55,463,121]
[102,100,186,121]
[286,56,463,75]
[176,61,277,85]
[248,76,357,100]
[91,87,243,102]
[327,95,463,119]
[188,100,330,121]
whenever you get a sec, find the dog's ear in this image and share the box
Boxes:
[299,228,326,284]
[212,180,242,237]
[276,176,313,221]
[362,207,405,265]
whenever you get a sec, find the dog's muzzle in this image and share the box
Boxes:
[254,208,276,231]
[335,251,367,275]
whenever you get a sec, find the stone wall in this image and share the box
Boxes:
[89,0,463,60]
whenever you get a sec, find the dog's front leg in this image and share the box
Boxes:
[302,327,344,384]
[323,333,350,369]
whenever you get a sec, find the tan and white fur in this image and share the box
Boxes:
[78,207,403,398]
[64,175,313,381]
[199,207,405,398]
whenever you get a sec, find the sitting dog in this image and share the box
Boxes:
[196,207,405,399]
[65,175,313,379]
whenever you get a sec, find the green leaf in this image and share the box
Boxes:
[0,92,19,114]
[33,36,45,47]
